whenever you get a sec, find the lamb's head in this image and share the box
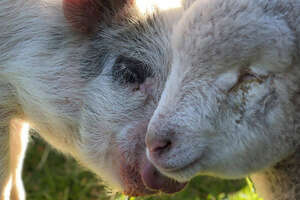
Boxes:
[59,0,186,196]
[145,0,300,182]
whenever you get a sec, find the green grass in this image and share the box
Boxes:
[23,136,263,200]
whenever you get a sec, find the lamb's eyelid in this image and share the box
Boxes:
[215,70,239,91]
[215,68,270,93]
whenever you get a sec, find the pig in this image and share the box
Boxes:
[146,0,300,199]
[0,0,186,199]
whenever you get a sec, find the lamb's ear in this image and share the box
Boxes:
[63,0,133,33]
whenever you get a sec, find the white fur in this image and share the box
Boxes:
[146,0,300,199]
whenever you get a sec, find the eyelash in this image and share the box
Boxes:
[112,56,152,85]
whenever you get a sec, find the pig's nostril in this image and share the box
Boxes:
[149,139,172,154]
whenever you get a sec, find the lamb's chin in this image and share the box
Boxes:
[154,158,204,183]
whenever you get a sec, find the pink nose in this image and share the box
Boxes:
[146,123,175,163]
[148,139,172,154]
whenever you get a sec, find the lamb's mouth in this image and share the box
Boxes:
[152,156,203,183]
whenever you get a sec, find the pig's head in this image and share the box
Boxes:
[146,0,300,182]
[61,0,186,196]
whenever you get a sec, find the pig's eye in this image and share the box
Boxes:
[112,56,152,85]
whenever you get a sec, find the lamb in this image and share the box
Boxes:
[0,0,187,199]
[145,0,300,199]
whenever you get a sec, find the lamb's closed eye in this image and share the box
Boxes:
[228,70,269,93]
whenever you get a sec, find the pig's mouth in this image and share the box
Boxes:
[119,153,187,196]
[140,158,187,195]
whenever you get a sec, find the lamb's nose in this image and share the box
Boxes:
[146,122,175,166]
[148,138,172,156]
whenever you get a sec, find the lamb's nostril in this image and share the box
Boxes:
[149,139,172,155]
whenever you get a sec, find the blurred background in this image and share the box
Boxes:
[23,135,263,200]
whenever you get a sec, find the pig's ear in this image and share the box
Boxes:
[63,0,133,33]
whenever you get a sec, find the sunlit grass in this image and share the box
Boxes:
[229,182,262,200]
